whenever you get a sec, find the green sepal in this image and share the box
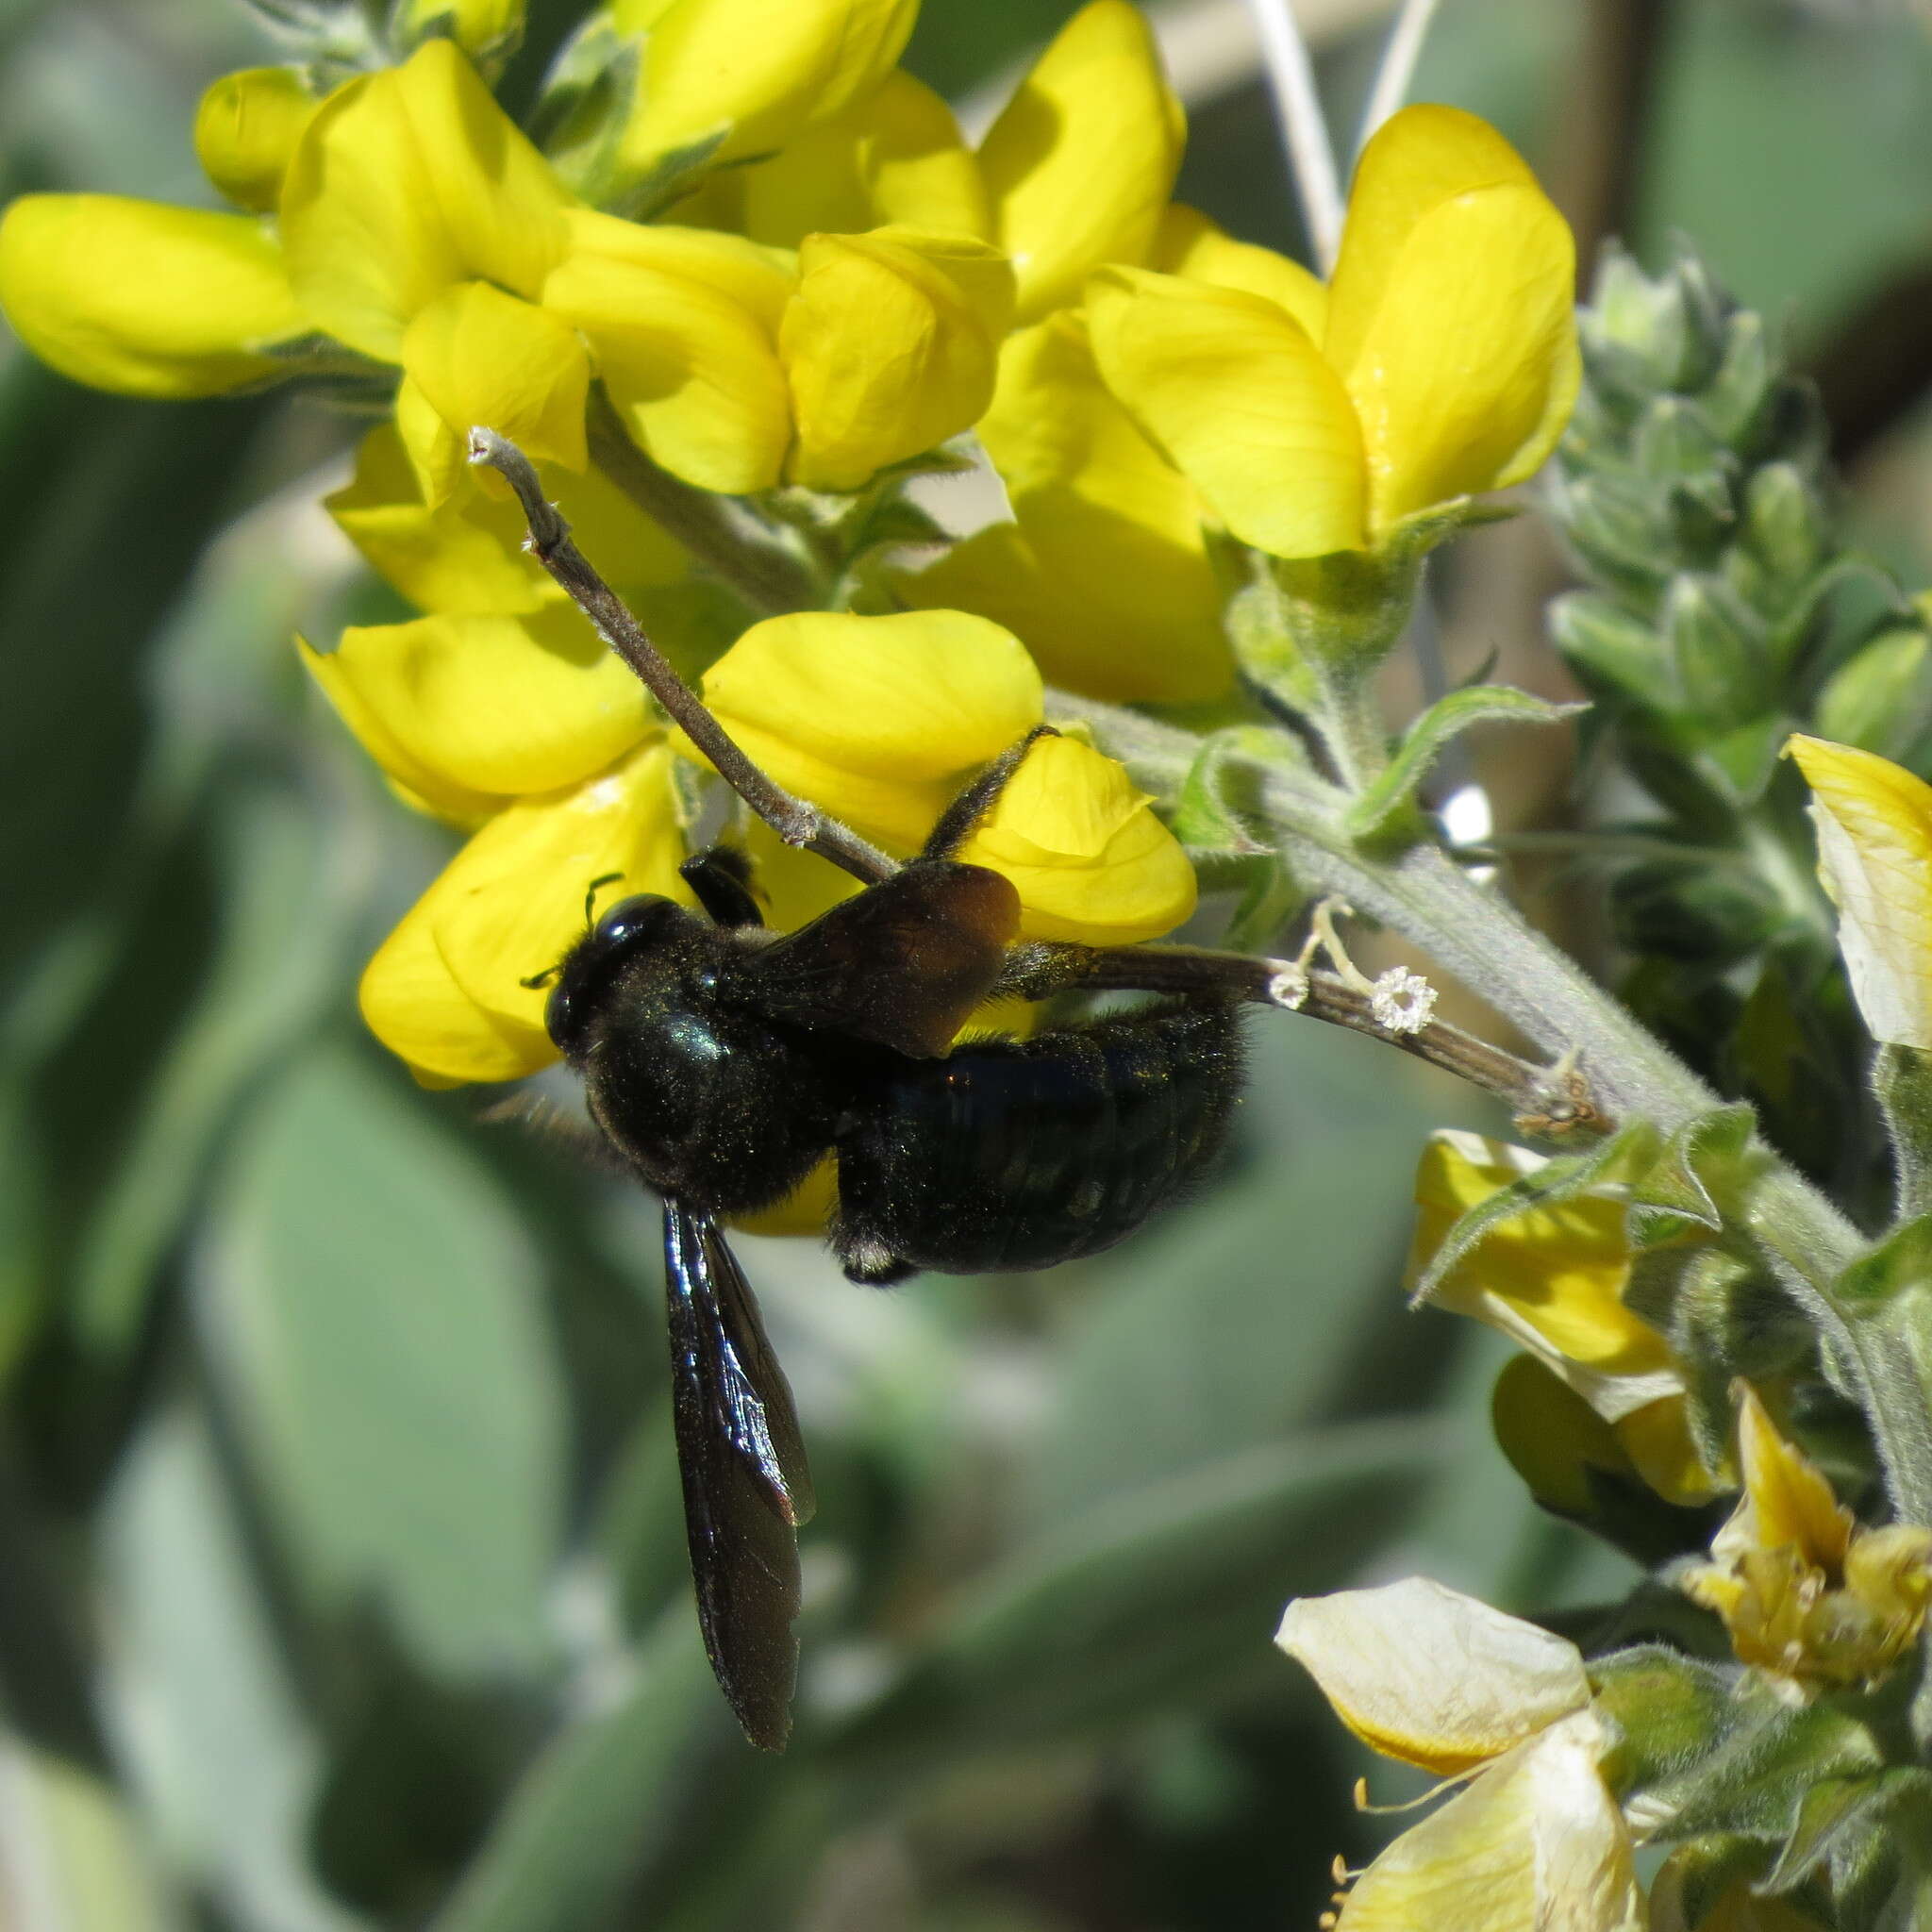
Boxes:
[1589,1644,1736,1794]
[1345,684,1584,841]
[1759,1768,1932,1896]
[1633,1674,1884,1842]
[1625,1105,1759,1244]
[1170,726,1307,855]
[1664,575,1770,732]
[1646,1837,1780,1931]
[1833,1212,1932,1318]
[1406,1120,1660,1310]
[1549,589,1669,704]
[1873,1045,1932,1224]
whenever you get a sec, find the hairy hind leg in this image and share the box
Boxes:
[921,724,1060,862]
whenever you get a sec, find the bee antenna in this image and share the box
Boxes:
[520,963,563,990]
[583,871,625,926]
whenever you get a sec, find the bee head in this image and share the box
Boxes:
[542,893,704,1059]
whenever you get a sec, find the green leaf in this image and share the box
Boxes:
[1761,1768,1932,1893]
[1346,684,1584,840]
[427,1614,730,1932]
[197,1043,567,1679]
[97,1404,367,1932]
[73,774,363,1356]
[830,1413,1440,1762]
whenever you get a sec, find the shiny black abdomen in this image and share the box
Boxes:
[831,1000,1241,1281]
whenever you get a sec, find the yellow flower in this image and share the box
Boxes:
[0,194,307,397]
[325,422,686,619]
[615,0,917,175]
[1086,104,1578,558]
[901,305,1233,704]
[779,227,1014,490]
[1409,1131,1718,1505]
[688,609,1196,943]
[1681,1385,1932,1692]
[1650,1859,1833,1932]
[193,67,318,213]
[952,733,1196,944]
[734,70,990,250]
[360,741,691,1084]
[1786,734,1932,1049]
[977,0,1185,325]
[1278,1578,1643,1932]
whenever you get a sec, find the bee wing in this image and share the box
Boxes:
[662,1198,816,1751]
[749,860,1022,1058]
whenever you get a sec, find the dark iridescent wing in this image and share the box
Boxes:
[662,1198,816,1751]
[746,860,1022,1058]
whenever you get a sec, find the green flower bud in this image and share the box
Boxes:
[1664,575,1769,728]
[1551,473,1673,605]
[1740,460,1833,592]
[1813,625,1932,762]
[1549,590,1667,701]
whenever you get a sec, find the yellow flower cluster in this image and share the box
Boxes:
[1683,1386,1932,1693]
[0,0,1580,1097]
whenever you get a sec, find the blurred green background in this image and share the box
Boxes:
[5,1,1932,1925]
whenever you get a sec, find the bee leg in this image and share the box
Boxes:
[680,847,765,927]
[921,725,1061,861]
[829,1222,917,1287]
[992,939,1268,1005]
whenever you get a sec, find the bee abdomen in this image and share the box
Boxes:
[830,1001,1242,1283]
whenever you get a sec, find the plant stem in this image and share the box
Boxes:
[583,391,819,617]
[469,428,896,888]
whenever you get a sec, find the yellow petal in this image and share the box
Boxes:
[1407,1132,1681,1423]
[301,606,652,796]
[360,891,555,1084]
[1612,1396,1723,1507]
[1335,1712,1641,1932]
[954,732,1196,943]
[907,311,1230,702]
[1787,735,1932,1049]
[544,211,791,493]
[740,68,990,250]
[1151,202,1328,341]
[361,741,688,1077]
[979,0,1184,324]
[0,194,305,398]
[622,0,918,170]
[400,280,589,494]
[782,227,1013,490]
[1087,264,1365,558]
[1344,184,1578,532]
[693,608,1043,849]
[1715,1384,1854,1572]
[1325,102,1541,377]
[431,741,691,1035]
[193,66,316,212]
[328,422,686,616]
[281,37,571,360]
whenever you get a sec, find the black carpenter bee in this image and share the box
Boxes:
[542,729,1252,1749]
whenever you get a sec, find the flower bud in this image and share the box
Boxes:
[193,67,317,212]
[1740,460,1831,591]
[1662,575,1768,730]
[391,0,527,66]
[620,0,916,173]
[1547,590,1668,704]
[0,194,306,397]
[1813,625,1932,763]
